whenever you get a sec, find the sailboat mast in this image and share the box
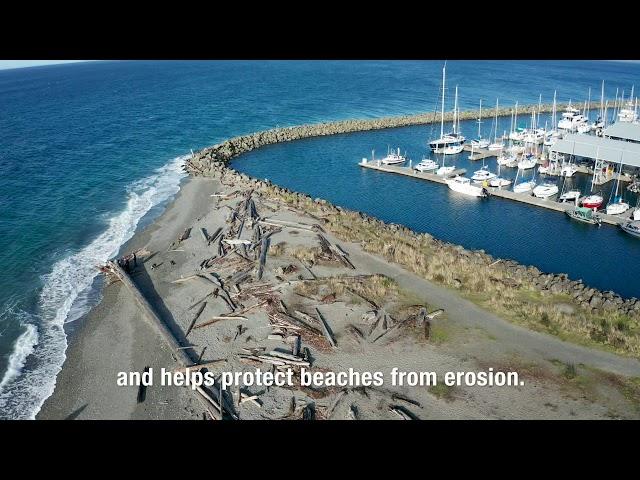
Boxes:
[453,85,459,135]
[478,99,482,139]
[440,63,446,138]
[586,87,591,120]
[494,98,499,143]
[600,80,604,120]
[552,90,557,130]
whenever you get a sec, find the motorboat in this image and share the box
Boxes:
[471,165,497,183]
[488,141,504,151]
[566,206,601,225]
[560,163,578,177]
[559,190,581,203]
[605,198,631,215]
[489,177,512,188]
[517,154,538,170]
[380,147,406,165]
[436,165,456,176]
[446,175,487,197]
[413,158,439,172]
[533,183,559,199]
[558,106,589,131]
[581,194,604,209]
[620,220,640,238]
[513,180,536,194]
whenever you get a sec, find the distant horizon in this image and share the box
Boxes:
[0,60,91,71]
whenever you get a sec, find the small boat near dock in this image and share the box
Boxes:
[446,175,488,197]
[620,220,640,238]
[566,206,602,225]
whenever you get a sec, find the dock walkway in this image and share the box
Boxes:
[359,161,632,227]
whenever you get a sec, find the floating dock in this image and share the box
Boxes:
[359,161,633,227]
[463,144,499,161]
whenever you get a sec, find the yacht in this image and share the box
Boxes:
[380,147,406,165]
[488,141,504,151]
[471,165,497,183]
[414,158,439,172]
[557,106,588,132]
[442,143,464,155]
[446,176,487,197]
[533,183,559,199]
[523,129,545,145]
[513,180,536,194]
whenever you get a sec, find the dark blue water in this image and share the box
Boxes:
[1,60,640,419]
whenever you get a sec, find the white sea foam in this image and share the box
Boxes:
[0,155,188,419]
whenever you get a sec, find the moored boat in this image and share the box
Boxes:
[566,206,601,225]
[380,147,406,165]
[581,194,604,209]
[446,175,488,197]
[471,165,497,183]
[489,177,512,187]
[559,190,581,203]
[513,180,536,194]
[533,183,559,199]
[620,220,640,238]
[413,158,439,172]
[606,198,630,215]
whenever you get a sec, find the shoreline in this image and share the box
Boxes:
[38,105,640,420]
[37,176,208,420]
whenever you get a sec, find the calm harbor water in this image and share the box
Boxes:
[1,60,639,419]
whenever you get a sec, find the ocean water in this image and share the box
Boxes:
[1,60,640,419]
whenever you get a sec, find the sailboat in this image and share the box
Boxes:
[513,167,537,194]
[436,152,455,176]
[471,99,490,149]
[488,99,503,150]
[605,161,630,214]
[429,63,465,154]
[544,91,561,146]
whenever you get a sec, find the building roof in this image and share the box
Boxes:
[549,133,640,168]
[603,122,640,143]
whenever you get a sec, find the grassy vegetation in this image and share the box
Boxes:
[264,187,640,358]
[428,383,457,402]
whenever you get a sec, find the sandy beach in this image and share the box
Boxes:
[37,166,640,420]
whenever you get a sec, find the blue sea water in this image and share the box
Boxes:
[1,60,639,419]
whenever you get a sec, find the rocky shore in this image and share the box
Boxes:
[184,106,639,356]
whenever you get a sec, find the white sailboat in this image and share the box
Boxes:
[471,99,490,149]
[605,161,630,215]
[488,98,503,150]
[471,164,497,183]
[428,64,465,154]
[518,153,537,170]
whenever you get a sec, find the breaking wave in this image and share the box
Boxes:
[0,155,188,419]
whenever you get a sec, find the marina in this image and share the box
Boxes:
[358,160,634,226]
